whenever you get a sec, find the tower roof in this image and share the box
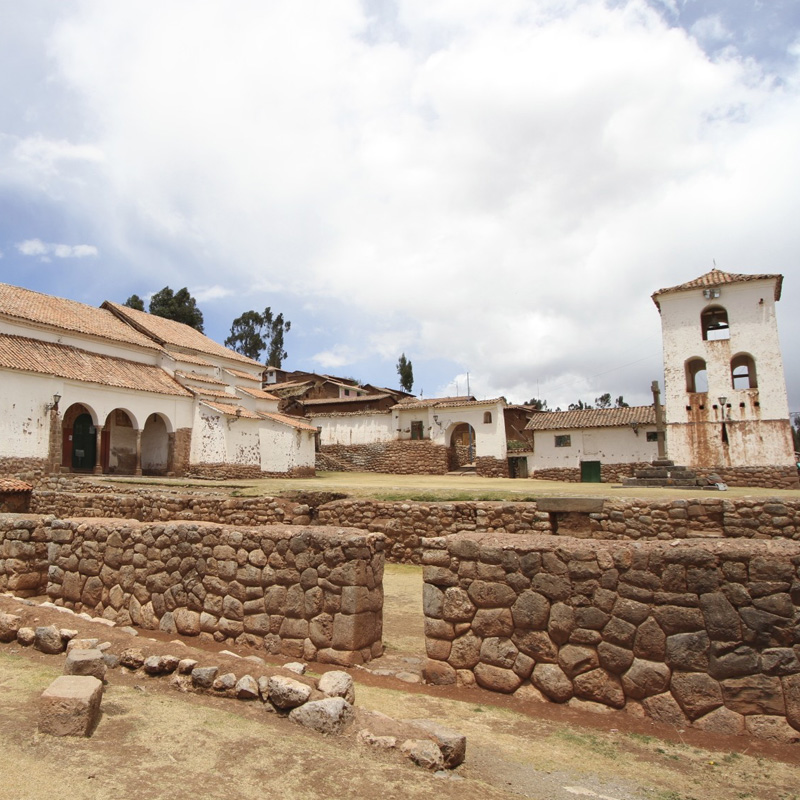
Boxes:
[652,268,782,308]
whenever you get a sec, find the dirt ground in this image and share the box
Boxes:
[2,565,800,800]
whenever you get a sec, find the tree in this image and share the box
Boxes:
[595,393,612,409]
[615,395,629,408]
[396,353,413,392]
[225,307,291,367]
[568,400,591,411]
[525,398,549,411]
[123,294,145,311]
[149,287,204,332]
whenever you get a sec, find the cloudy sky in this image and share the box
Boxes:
[1,0,799,410]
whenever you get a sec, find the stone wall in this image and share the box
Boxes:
[696,466,800,491]
[23,488,800,563]
[532,463,648,484]
[318,441,450,475]
[317,500,551,562]
[30,486,308,526]
[0,456,50,486]
[0,514,384,665]
[475,456,510,478]
[421,532,800,742]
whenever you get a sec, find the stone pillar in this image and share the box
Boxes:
[134,429,143,476]
[48,406,62,474]
[93,426,103,474]
[651,380,667,460]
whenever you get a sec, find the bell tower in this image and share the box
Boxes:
[652,269,796,482]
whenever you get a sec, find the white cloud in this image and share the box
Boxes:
[3,1,800,408]
[191,285,234,303]
[17,239,98,258]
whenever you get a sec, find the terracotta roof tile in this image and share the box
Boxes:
[225,368,261,382]
[652,269,782,303]
[199,401,261,419]
[175,371,227,386]
[0,334,192,397]
[0,478,32,492]
[103,302,262,367]
[162,351,215,368]
[525,406,656,431]
[0,283,159,350]
[189,387,235,400]
[395,396,504,411]
[259,412,318,432]
[237,386,279,401]
[301,394,393,406]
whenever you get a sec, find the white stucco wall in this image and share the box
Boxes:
[529,427,659,470]
[0,370,54,458]
[311,412,395,445]
[658,277,794,467]
[260,424,315,473]
[395,402,507,459]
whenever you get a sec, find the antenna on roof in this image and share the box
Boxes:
[713,258,717,270]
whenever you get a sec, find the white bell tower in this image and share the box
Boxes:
[652,269,795,477]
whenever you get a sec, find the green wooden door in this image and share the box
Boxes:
[580,460,601,483]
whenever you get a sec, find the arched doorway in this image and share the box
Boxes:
[141,413,170,475]
[61,404,98,471]
[101,409,138,474]
[449,423,476,470]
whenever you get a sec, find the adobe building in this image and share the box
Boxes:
[653,268,798,488]
[0,283,316,483]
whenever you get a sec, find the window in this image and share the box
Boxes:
[483,411,492,424]
[731,353,757,390]
[410,420,424,440]
[701,305,730,341]
[555,435,571,447]
[646,431,658,442]
[685,357,708,393]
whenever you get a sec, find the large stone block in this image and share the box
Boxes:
[331,612,377,651]
[64,649,107,681]
[39,676,103,737]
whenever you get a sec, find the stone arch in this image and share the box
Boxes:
[448,422,476,469]
[685,357,708,393]
[101,408,138,474]
[61,403,100,471]
[701,305,730,341]
[731,353,758,390]
[141,412,171,475]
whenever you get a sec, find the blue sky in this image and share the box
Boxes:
[1,0,799,410]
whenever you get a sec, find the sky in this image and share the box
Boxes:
[1,0,799,411]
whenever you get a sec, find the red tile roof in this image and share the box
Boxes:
[525,406,656,431]
[103,301,262,367]
[395,396,505,410]
[0,334,192,397]
[225,368,261,382]
[199,401,262,419]
[652,269,782,304]
[236,386,279,401]
[0,478,32,492]
[259,412,318,432]
[175,370,227,386]
[301,393,393,406]
[0,283,159,350]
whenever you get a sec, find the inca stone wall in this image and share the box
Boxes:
[319,441,450,475]
[532,463,648,484]
[695,466,800,491]
[421,532,800,742]
[0,515,384,665]
[475,456,510,478]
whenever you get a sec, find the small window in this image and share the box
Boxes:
[483,411,492,424]
[685,357,708,393]
[646,431,658,442]
[701,305,730,341]
[410,420,424,440]
[731,353,757,390]
[344,389,350,396]
[554,435,571,448]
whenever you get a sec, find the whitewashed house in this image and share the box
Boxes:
[524,406,658,482]
[0,283,316,481]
